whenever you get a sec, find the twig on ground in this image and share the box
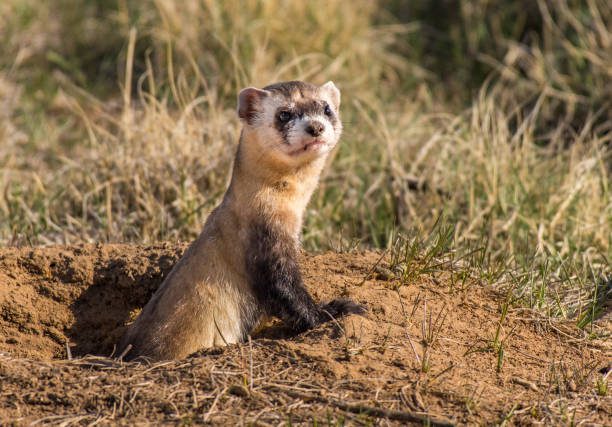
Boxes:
[264,384,456,426]
[512,377,539,392]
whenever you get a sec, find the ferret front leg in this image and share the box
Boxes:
[247,220,365,333]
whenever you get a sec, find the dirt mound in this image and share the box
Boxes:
[0,243,187,359]
[0,245,609,425]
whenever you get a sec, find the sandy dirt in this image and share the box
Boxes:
[0,244,609,425]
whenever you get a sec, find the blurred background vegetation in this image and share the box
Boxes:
[0,0,610,324]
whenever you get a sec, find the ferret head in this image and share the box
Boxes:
[237,81,342,169]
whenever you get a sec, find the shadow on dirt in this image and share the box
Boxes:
[68,247,183,357]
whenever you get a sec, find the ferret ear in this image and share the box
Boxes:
[237,87,269,123]
[320,81,340,109]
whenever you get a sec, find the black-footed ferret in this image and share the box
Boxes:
[118,80,365,361]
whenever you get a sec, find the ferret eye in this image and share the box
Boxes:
[278,110,292,123]
[324,104,333,117]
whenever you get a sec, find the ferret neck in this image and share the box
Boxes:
[225,141,326,237]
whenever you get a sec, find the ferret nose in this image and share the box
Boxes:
[305,121,324,137]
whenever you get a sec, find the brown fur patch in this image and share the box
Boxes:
[263,81,318,100]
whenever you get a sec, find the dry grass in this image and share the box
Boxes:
[0,0,610,325]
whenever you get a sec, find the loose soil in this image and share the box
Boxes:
[0,244,609,425]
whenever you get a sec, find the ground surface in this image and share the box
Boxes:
[0,244,609,425]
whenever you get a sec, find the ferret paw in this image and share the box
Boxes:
[319,298,367,320]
